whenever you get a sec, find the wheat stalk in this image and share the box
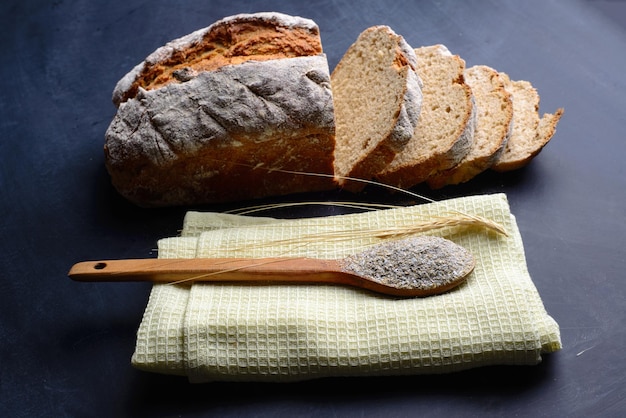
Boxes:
[199,159,509,244]
[223,212,506,256]
[226,201,402,216]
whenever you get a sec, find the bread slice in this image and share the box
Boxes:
[427,65,513,188]
[491,73,564,172]
[375,45,475,189]
[105,13,337,207]
[331,26,423,191]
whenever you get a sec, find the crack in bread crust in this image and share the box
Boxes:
[114,13,322,105]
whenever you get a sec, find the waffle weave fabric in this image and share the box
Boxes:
[131,193,561,382]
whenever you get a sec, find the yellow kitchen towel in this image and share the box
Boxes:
[131,193,561,382]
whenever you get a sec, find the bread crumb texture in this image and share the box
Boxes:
[426,65,513,188]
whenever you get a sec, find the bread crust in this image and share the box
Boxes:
[112,13,322,106]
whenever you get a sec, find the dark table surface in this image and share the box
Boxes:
[2,0,625,416]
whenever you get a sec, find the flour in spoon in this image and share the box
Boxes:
[341,236,474,291]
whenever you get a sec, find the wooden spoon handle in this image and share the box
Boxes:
[68,258,344,285]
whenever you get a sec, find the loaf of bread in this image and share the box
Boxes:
[491,73,564,172]
[331,26,423,192]
[427,65,513,188]
[104,14,563,206]
[375,45,475,189]
[105,13,336,207]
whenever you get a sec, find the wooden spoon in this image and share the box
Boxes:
[68,236,475,297]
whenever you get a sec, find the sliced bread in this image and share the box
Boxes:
[375,45,475,189]
[427,65,513,188]
[491,73,564,172]
[331,26,423,191]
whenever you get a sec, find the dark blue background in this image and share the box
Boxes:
[1,0,625,416]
